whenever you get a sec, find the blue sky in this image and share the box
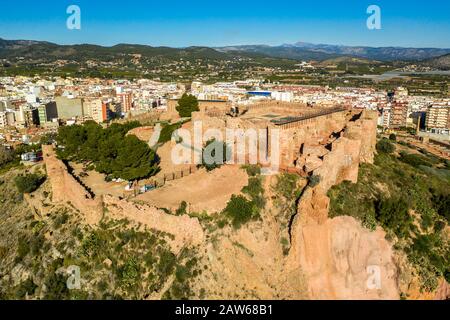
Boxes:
[1,0,450,48]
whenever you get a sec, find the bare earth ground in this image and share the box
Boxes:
[136,165,248,213]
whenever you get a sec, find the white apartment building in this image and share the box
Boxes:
[426,104,450,134]
[0,111,15,128]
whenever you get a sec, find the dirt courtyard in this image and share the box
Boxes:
[70,162,129,198]
[135,165,249,213]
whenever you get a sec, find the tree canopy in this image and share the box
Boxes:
[176,93,199,118]
[56,121,159,181]
[0,146,14,167]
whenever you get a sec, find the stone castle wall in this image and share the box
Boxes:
[42,145,204,248]
[103,195,204,250]
[42,145,103,225]
[283,110,401,300]
[190,109,350,169]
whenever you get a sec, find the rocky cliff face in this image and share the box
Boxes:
[286,216,399,299]
[285,110,401,299]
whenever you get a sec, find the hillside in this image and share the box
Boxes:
[421,53,450,70]
[2,38,450,67]
[0,39,235,62]
[328,139,450,295]
[0,38,299,80]
[318,56,382,66]
[217,45,337,61]
[0,124,448,299]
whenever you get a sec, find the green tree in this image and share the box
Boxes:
[308,174,321,187]
[158,123,182,144]
[0,146,14,167]
[176,93,199,118]
[56,121,158,181]
[39,133,57,145]
[108,135,159,181]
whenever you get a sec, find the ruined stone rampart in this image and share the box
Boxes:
[42,145,103,224]
[297,110,378,223]
[103,195,204,249]
[283,110,400,300]
[43,145,204,248]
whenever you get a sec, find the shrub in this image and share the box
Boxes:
[308,174,321,187]
[14,173,45,194]
[14,278,37,299]
[53,212,69,229]
[242,177,265,209]
[81,232,104,257]
[376,138,395,154]
[200,139,231,172]
[399,152,432,168]
[157,249,176,276]
[389,134,397,141]
[119,257,140,289]
[375,196,412,239]
[242,164,261,177]
[0,146,14,167]
[175,201,188,216]
[432,191,450,223]
[217,219,227,229]
[223,195,254,229]
[16,236,30,262]
[43,272,70,300]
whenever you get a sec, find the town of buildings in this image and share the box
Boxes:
[1,76,450,150]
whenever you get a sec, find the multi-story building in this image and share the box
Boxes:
[117,91,133,113]
[0,112,6,128]
[0,100,7,112]
[389,100,408,128]
[55,96,84,120]
[38,102,58,124]
[425,104,450,134]
[85,99,112,123]
[25,108,40,127]
[14,105,27,124]
[0,111,15,128]
[378,106,391,128]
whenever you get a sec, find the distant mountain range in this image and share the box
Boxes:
[1,38,450,70]
[218,42,450,62]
